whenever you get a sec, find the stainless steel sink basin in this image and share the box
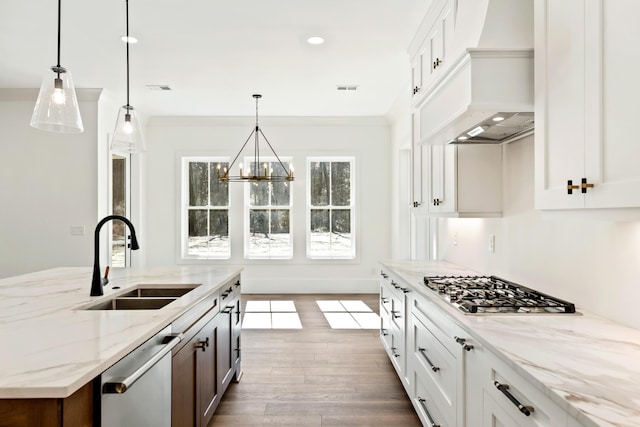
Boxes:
[118,285,199,298]
[84,297,177,310]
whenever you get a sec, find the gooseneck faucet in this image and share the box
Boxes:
[91,215,140,296]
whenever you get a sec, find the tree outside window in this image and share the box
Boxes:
[307,158,355,259]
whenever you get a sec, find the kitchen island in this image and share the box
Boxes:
[0,265,242,426]
[380,259,640,427]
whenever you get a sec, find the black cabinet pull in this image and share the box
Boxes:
[380,270,389,279]
[454,336,474,351]
[494,381,533,416]
[567,179,579,194]
[418,347,440,372]
[391,310,401,319]
[400,287,410,294]
[195,337,209,352]
[381,329,388,336]
[417,397,440,427]
[391,281,400,289]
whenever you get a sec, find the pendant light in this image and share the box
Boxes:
[30,0,83,133]
[218,94,293,182]
[111,0,145,153]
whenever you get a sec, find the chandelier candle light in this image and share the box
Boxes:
[111,0,145,153]
[30,0,83,133]
[218,94,294,182]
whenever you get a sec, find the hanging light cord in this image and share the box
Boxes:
[56,0,61,77]
[125,0,130,107]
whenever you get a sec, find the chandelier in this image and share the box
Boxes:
[218,94,294,182]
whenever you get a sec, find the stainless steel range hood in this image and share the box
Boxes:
[450,111,534,144]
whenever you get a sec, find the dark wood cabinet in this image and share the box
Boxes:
[171,276,242,427]
[0,382,93,427]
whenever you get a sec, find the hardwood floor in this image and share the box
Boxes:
[208,294,421,427]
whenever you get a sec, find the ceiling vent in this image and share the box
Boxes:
[336,85,358,91]
[146,85,172,91]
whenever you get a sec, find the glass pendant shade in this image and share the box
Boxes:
[111,105,145,153]
[30,66,84,133]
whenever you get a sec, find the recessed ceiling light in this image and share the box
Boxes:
[121,35,138,44]
[307,36,325,45]
[492,116,505,122]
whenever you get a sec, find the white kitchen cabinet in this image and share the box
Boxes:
[409,0,458,105]
[424,144,502,217]
[379,269,412,386]
[535,0,640,210]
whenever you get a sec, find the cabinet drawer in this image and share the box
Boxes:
[412,314,457,427]
[413,373,450,427]
[483,351,567,427]
[412,292,460,354]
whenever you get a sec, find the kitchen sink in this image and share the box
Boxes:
[118,285,199,298]
[83,297,177,311]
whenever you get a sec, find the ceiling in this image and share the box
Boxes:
[0,0,432,118]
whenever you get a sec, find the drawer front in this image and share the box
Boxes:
[412,314,457,426]
[484,351,568,427]
[413,372,450,427]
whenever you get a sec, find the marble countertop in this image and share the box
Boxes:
[0,265,242,399]
[380,259,640,427]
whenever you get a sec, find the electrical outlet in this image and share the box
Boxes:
[488,234,495,253]
[453,232,458,246]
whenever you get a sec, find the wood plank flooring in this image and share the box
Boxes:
[208,294,421,427]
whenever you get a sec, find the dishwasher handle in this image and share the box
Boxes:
[103,333,182,394]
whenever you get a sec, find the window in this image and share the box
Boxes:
[307,158,355,259]
[182,158,230,259]
[246,159,293,259]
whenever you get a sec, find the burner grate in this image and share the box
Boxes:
[423,275,576,315]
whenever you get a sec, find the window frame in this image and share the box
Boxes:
[306,156,356,260]
[180,156,231,260]
[244,156,294,260]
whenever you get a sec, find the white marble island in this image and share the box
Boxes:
[381,259,640,427]
[0,265,242,400]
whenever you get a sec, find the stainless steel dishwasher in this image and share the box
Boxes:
[100,325,181,427]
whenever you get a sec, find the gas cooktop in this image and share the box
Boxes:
[423,275,577,315]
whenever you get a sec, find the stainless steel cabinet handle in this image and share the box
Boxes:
[103,334,182,394]
[494,381,533,416]
[418,347,440,372]
[417,397,441,427]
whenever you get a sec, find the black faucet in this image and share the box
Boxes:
[91,215,140,296]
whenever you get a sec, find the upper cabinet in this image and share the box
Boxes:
[412,143,502,217]
[535,0,640,210]
[411,0,457,101]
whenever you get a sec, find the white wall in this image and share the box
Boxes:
[0,89,101,278]
[143,116,391,293]
[437,135,640,330]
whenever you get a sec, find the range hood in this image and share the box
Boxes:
[450,111,534,144]
[414,0,534,145]
[418,48,534,145]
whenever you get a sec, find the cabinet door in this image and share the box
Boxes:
[172,340,198,427]
[411,49,424,99]
[197,317,219,427]
[584,0,640,208]
[231,296,242,378]
[411,115,427,208]
[428,144,456,214]
[534,0,586,209]
[218,303,234,395]
[423,0,456,93]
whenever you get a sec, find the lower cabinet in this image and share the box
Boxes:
[172,277,242,427]
[380,266,581,427]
